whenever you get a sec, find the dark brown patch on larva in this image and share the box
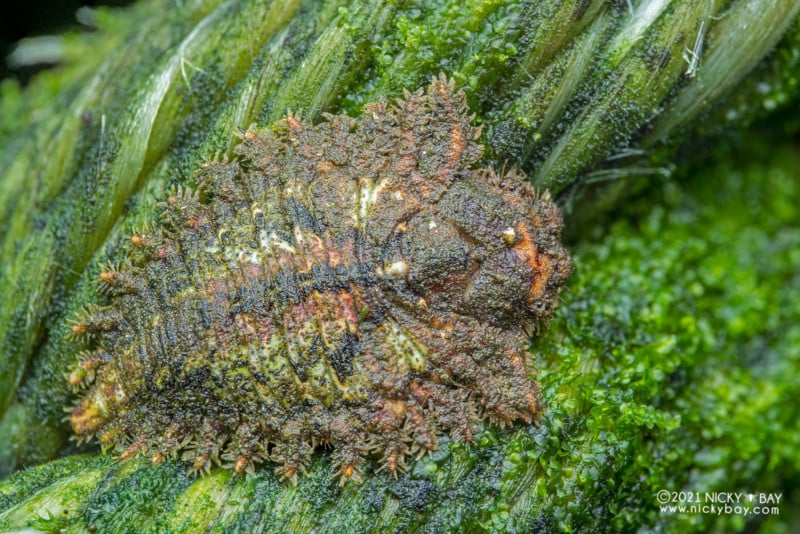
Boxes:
[68,75,573,485]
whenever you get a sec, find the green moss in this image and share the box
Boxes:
[523,142,800,532]
[1,0,799,529]
[339,0,526,113]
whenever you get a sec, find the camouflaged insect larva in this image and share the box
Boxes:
[68,75,573,485]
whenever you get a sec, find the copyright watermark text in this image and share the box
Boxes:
[656,491,782,517]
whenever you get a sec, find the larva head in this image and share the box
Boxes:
[376,171,572,330]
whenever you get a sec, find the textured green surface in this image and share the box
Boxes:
[1,0,799,531]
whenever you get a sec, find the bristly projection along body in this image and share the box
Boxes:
[68,75,573,484]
